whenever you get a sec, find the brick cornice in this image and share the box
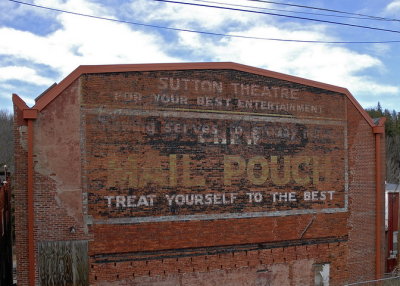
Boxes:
[12,62,374,127]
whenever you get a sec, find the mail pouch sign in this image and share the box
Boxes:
[83,70,347,223]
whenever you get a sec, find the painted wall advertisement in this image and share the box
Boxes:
[83,71,347,223]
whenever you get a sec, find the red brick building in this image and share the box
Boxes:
[0,171,13,285]
[13,62,385,285]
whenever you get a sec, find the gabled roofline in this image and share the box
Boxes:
[15,62,375,127]
[12,93,29,110]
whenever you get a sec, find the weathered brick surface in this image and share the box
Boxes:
[13,66,384,285]
[14,80,92,285]
[90,242,348,285]
[0,176,13,285]
[14,103,30,286]
[346,101,386,283]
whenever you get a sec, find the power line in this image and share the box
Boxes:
[191,0,383,21]
[154,0,400,34]
[344,276,400,286]
[9,0,400,44]
[245,0,400,22]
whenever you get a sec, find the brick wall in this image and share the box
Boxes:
[346,100,385,283]
[91,241,348,285]
[82,69,351,285]
[14,104,29,286]
[13,65,383,285]
[0,177,13,285]
[14,79,92,285]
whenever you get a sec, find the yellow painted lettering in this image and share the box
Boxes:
[182,154,205,187]
[312,156,331,187]
[169,154,177,187]
[292,156,311,185]
[224,155,246,185]
[270,156,291,186]
[247,156,269,185]
[107,155,138,188]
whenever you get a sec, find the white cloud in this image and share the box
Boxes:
[1,0,398,111]
[0,66,53,86]
[0,83,16,91]
[0,0,47,22]
[350,78,399,95]
[18,94,36,106]
[365,43,392,58]
[384,0,400,14]
[0,90,35,107]
[0,0,179,81]
[177,25,398,97]
[128,0,269,30]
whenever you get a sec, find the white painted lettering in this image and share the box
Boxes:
[116,196,126,207]
[105,196,114,208]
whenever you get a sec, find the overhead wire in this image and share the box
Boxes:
[245,0,400,22]
[9,0,400,44]
[190,0,384,21]
[154,0,400,34]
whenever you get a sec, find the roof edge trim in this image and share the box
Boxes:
[373,117,386,134]
[12,93,29,111]
[31,62,374,127]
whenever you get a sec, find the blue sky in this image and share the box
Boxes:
[1,0,400,113]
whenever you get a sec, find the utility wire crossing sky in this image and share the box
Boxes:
[1,0,400,112]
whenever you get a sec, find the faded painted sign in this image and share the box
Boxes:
[83,70,347,223]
